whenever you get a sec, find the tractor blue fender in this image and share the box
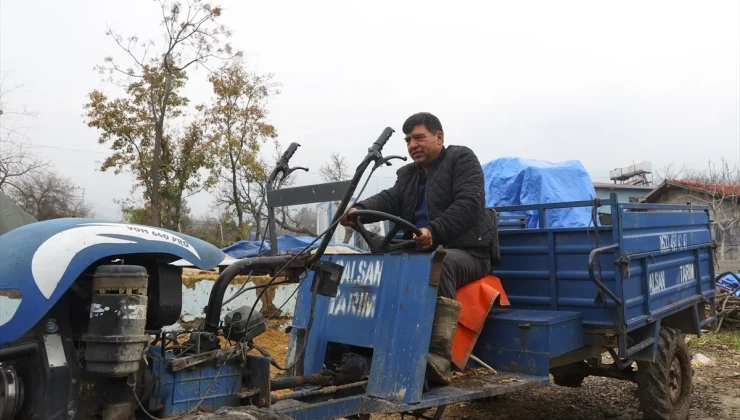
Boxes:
[0,218,226,346]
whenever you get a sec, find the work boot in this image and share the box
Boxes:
[426,296,462,385]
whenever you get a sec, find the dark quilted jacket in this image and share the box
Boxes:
[354,145,495,255]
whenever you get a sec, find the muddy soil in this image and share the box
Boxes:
[372,337,740,420]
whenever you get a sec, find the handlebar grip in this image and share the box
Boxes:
[282,142,300,162]
[371,127,395,152]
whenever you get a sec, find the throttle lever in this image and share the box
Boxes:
[382,155,407,166]
[373,155,407,170]
[285,166,309,177]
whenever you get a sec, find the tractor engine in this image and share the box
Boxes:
[82,265,150,377]
[0,263,272,420]
[77,264,154,419]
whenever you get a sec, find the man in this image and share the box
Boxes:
[340,112,496,385]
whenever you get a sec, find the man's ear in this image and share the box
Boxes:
[436,131,444,145]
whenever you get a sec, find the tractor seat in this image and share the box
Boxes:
[451,275,509,370]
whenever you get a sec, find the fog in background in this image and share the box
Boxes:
[2,0,738,220]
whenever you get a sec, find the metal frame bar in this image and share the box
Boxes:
[493,198,709,224]
[493,198,606,214]
[588,244,622,306]
[266,181,352,208]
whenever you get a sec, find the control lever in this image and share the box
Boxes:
[373,155,407,170]
[276,166,308,187]
[272,143,308,185]
[285,166,309,177]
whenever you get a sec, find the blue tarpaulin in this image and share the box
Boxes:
[717,273,740,297]
[482,157,597,228]
[222,235,363,259]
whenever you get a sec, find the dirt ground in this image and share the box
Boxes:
[252,320,740,420]
[394,337,740,420]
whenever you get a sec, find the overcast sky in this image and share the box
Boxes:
[2,0,739,220]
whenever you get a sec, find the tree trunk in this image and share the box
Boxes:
[173,196,182,233]
[231,162,243,236]
[151,122,162,227]
[151,66,175,227]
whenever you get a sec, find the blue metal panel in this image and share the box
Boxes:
[492,195,716,355]
[619,210,712,256]
[472,309,583,376]
[289,253,438,404]
[617,204,716,333]
[146,347,242,417]
[494,227,619,327]
[499,215,527,229]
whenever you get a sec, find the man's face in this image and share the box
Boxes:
[404,124,443,166]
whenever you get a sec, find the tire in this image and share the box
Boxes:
[552,372,585,388]
[551,362,586,388]
[636,327,692,420]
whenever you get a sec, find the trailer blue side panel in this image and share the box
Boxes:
[492,197,716,338]
[618,204,716,330]
[494,225,619,327]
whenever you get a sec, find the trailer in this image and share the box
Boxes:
[0,128,716,420]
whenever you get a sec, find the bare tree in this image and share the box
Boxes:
[95,0,239,227]
[212,141,316,242]
[319,152,357,243]
[319,153,349,183]
[656,161,692,184]
[10,170,94,221]
[0,139,48,193]
[0,75,48,192]
[239,152,316,238]
[661,159,740,269]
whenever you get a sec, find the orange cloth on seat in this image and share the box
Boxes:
[451,275,509,370]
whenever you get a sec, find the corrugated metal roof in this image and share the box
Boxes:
[667,179,740,196]
[642,179,740,203]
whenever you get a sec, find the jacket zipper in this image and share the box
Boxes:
[425,167,432,224]
[408,171,419,240]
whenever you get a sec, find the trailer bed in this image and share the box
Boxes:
[493,194,717,360]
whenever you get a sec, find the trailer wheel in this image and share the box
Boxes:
[552,372,585,388]
[636,327,692,420]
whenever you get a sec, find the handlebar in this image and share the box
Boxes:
[281,142,300,164]
[269,142,303,187]
[267,142,306,256]
[369,127,395,155]
[307,127,398,265]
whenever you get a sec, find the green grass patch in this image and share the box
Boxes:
[689,331,740,351]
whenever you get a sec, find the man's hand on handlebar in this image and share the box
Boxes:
[340,207,357,227]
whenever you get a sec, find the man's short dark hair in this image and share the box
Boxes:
[402,112,443,135]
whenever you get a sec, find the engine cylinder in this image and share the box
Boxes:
[0,366,24,419]
[82,265,149,377]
